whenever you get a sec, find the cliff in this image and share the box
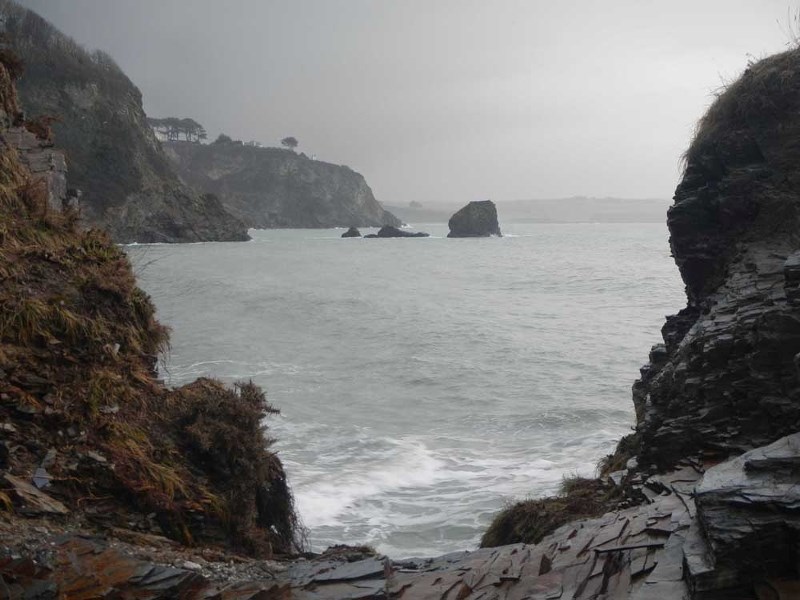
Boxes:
[0,48,296,563]
[164,139,401,229]
[6,26,800,600]
[627,48,800,470]
[472,48,800,598]
[0,1,249,243]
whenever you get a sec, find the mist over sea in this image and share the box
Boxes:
[126,222,683,558]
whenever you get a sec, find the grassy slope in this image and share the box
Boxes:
[0,54,296,555]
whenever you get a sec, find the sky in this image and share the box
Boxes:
[15,0,800,205]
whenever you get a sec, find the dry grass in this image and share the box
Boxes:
[169,379,297,554]
[480,476,620,548]
[0,490,13,512]
[685,48,800,170]
[597,433,639,477]
[0,51,297,556]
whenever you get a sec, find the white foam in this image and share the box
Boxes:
[294,438,446,528]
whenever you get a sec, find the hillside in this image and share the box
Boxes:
[164,139,401,229]
[0,49,296,560]
[0,1,248,243]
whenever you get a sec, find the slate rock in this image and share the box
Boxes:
[342,227,362,238]
[364,225,429,238]
[1,473,68,516]
[694,432,800,585]
[447,200,502,237]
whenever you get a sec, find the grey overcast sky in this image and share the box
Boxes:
[14,1,799,205]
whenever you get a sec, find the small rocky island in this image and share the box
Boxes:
[341,226,362,238]
[364,225,430,238]
[447,200,502,237]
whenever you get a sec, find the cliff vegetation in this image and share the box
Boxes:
[0,51,297,556]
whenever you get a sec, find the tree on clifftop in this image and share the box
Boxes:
[148,117,207,142]
[281,136,299,151]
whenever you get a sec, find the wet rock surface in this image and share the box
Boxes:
[626,49,800,471]
[363,225,430,238]
[342,227,362,238]
[0,465,706,598]
[447,200,502,238]
[693,432,800,592]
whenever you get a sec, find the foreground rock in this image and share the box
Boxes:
[616,47,800,472]
[448,200,502,237]
[693,432,800,592]
[342,226,362,238]
[364,225,430,238]
[0,464,701,598]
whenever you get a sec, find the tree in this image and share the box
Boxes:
[147,116,207,142]
[281,136,298,151]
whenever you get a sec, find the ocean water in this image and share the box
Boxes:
[125,222,684,558]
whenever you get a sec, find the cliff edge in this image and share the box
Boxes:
[0,1,249,243]
[164,139,401,229]
[627,48,800,471]
[0,48,297,562]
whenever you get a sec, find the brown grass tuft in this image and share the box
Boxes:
[480,476,620,548]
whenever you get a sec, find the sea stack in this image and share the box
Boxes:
[447,200,502,237]
[342,226,362,238]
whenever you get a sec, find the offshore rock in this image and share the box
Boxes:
[342,226,362,238]
[447,200,502,237]
[363,225,429,238]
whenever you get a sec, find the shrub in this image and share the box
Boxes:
[480,477,620,548]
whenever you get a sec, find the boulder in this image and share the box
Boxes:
[341,227,361,238]
[447,200,502,237]
[693,432,800,588]
[1,474,68,516]
[364,225,429,238]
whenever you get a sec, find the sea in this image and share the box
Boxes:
[125,222,684,559]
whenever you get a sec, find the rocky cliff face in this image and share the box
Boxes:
[0,1,248,243]
[467,49,800,598]
[164,139,401,229]
[627,48,800,472]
